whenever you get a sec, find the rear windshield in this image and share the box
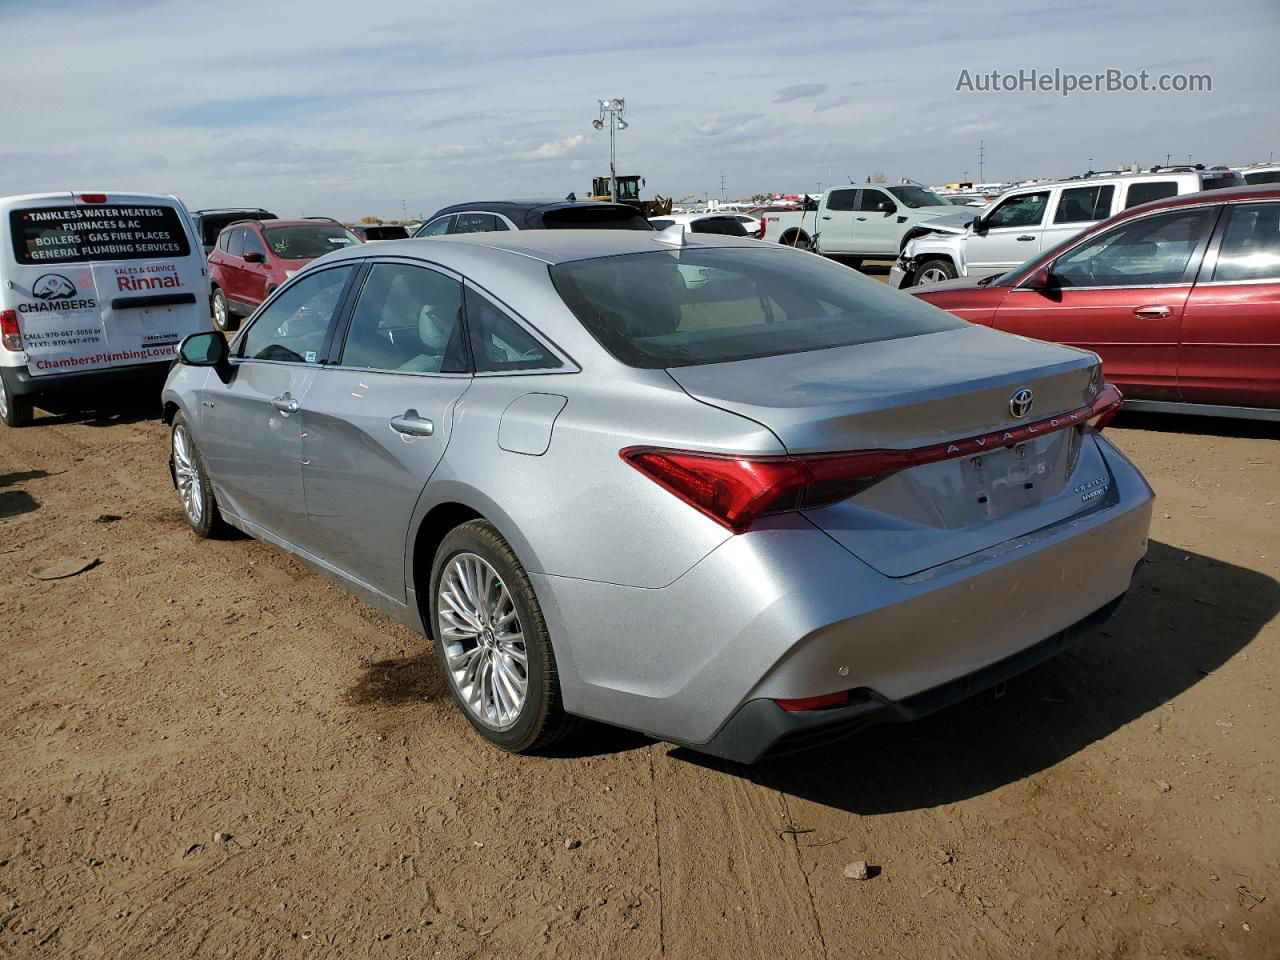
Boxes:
[10,204,191,265]
[198,211,275,246]
[1200,173,1244,191]
[690,217,748,236]
[538,206,653,230]
[263,224,361,259]
[361,225,409,240]
[550,247,964,369]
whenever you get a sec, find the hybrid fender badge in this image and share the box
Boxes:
[1009,387,1034,419]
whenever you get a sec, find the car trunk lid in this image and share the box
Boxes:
[666,325,1110,577]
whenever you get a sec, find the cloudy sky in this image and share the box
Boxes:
[1,0,1276,220]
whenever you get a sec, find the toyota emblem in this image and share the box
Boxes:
[1009,388,1034,418]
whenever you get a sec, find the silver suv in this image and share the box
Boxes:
[892,166,1243,287]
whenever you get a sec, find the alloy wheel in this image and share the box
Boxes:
[437,552,528,730]
[172,424,205,527]
[917,267,951,285]
[213,293,228,330]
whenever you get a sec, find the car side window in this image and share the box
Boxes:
[825,189,856,212]
[1054,185,1115,224]
[453,212,499,234]
[1124,180,1178,209]
[984,192,1049,229]
[339,262,467,374]
[1051,208,1214,288]
[227,228,246,259]
[419,215,454,237]
[239,266,354,363]
[1213,203,1280,283]
[218,229,232,253]
[243,231,268,258]
[465,287,562,373]
[856,190,891,212]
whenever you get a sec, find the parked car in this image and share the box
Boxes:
[893,166,1245,287]
[908,184,1280,420]
[207,218,361,330]
[1239,163,1280,186]
[648,213,752,237]
[0,190,210,427]
[758,184,960,265]
[414,200,651,237]
[350,223,411,241]
[163,229,1151,763]
[189,208,277,257]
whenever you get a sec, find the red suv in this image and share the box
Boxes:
[909,185,1280,419]
[208,218,361,330]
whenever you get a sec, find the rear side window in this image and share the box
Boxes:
[1054,185,1115,224]
[650,219,675,231]
[550,247,963,369]
[825,189,856,211]
[339,263,466,373]
[227,229,245,258]
[465,287,561,372]
[418,215,454,237]
[1245,170,1280,185]
[538,206,652,230]
[1124,181,1178,209]
[1213,203,1280,282]
[10,204,191,265]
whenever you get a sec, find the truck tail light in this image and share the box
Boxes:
[0,310,21,351]
[758,217,767,240]
[621,384,1125,533]
[78,193,108,204]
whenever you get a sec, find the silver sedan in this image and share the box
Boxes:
[163,230,1153,763]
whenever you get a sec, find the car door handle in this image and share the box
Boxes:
[856,216,867,221]
[1016,235,1035,241]
[1134,305,1172,319]
[390,411,434,437]
[821,215,833,220]
[270,393,299,415]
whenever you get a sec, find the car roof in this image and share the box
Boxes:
[316,228,765,266]
[0,190,183,210]
[225,218,344,231]
[1119,182,1280,214]
[428,199,637,221]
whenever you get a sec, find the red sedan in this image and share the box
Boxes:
[909,185,1280,420]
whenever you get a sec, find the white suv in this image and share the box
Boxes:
[891,166,1243,288]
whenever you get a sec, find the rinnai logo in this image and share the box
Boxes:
[33,274,77,299]
[116,273,182,292]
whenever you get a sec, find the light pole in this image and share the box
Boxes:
[592,98,628,202]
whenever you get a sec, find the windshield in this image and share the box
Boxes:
[263,224,361,260]
[10,204,191,265]
[550,247,964,369]
[887,185,947,208]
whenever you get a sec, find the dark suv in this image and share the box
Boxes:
[190,208,277,257]
[414,200,652,237]
[207,218,361,330]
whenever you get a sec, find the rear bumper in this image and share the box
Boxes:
[695,591,1128,764]
[0,359,172,397]
[536,435,1154,754]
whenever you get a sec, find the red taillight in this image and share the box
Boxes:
[0,310,21,351]
[78,193,108,204]
[758,218,767,240]
[622,383,1125,534]
[775,691,852,712]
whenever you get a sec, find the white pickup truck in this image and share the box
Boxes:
[757,184,962,265]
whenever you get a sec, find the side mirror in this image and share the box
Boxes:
[1025,265,1055,290]
[879,201,897,215]
[179,331,231,381]
[243,251,265,264]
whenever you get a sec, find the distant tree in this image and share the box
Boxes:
[747,194,772,205]
[359,215,382,224]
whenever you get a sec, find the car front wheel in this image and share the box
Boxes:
[914,258,958,285]
[171,412,227,538]
[211,288,236,332]
[430,519,577,753]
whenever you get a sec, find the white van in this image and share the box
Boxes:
[891,167,1244,288]
[0,191,210,426]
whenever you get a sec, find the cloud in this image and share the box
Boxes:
[514,134,586,162]
[774,83,827,103]
[693,113,765,137]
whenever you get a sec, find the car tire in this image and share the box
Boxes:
[844,257,864,270]
[430,519,579,753]
[914,258,958,286]
[171,411,228,539]
[0,375,34,427]
[211,288,237,332]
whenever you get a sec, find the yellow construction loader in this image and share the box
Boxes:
[588,175,673,217]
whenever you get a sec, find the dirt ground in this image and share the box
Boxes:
[1,380,1277,959]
